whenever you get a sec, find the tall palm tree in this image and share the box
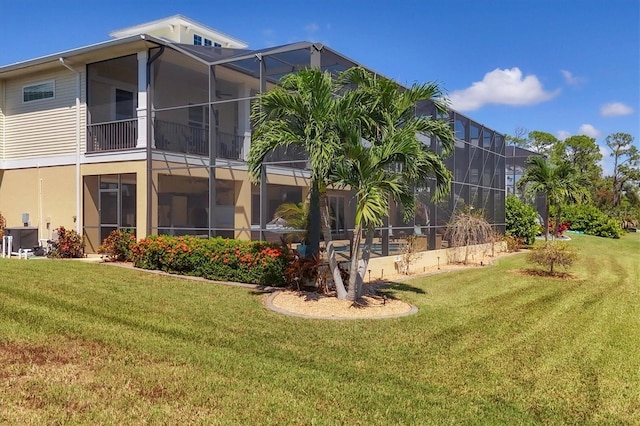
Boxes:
[333,68,455,301]
[248,68,349,298]
[518,156,588,240]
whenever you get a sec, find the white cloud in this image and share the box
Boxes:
[600,102,634,117]
[560,70,585,86]
[304,23,319,33]
[261,28,276,47]
[448,67,560,111]
[578,123,601,138]
[557,130,571,141]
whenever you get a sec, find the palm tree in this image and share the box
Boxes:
[333,68,455,301]
[248,68,349,298]
[250,67,454,301]
[518,157,588,240]
[273,202,308,246]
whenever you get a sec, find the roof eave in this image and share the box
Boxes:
[0,34,168,78]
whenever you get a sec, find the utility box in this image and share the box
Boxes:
[5,227,39,252]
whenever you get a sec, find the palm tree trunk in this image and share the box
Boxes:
[554,206,562,239]
[307,182,321,258]
[544,198,550,241]
[357,229,374,289]
[320,192,347,299]
[347,225,362,301]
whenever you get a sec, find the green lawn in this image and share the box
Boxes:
[1,233,638,424]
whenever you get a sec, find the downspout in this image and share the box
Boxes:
[146,45,165,237]
[59,58,81,234]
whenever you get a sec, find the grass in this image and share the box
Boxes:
[0,233,638,424]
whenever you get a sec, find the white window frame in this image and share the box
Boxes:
[194,34,202,45]
[22,80,55,103]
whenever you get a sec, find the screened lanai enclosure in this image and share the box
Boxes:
[83,40,506,258]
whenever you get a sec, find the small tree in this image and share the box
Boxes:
[526,241,577,275]
[398,235,423,275]
[445,210,493,264]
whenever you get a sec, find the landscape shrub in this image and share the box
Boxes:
[285,253,321,289]
[445,211,493,264]
[98,229,136,262]
[49,226,85,258]
[504,235,525,252]
[132,235,289,286]
[549,220,570,237]
[562,204,623,238]
[0,212,5,239]
[526,241,577,275]
[505,195,539,245]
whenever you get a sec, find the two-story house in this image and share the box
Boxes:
[0,15,506,254]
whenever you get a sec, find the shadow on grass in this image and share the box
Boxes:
[366,281,426,300]
[515,269,579,281]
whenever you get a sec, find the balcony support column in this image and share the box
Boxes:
[136,50,148,148]
[238,83,251,161]
[208,65,217,237]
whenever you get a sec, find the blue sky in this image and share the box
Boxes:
[1,0,638,174]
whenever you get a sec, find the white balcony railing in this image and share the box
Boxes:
[86,119,138,152]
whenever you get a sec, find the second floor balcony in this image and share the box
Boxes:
[153,119,244,160]
[85,117,310,170]
[85,118,244,161]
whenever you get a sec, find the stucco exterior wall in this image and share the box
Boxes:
[366,241,508,281]
[0,165,76,240]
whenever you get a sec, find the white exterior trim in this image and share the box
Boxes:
[109,15,248,48]
[0,150,147,170]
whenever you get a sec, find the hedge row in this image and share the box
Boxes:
[562,204,623,239]
[131,235,289,286]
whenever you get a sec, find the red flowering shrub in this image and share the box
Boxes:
[50,226,85,258]
[285,253,321,288]
[131,235,289,286]
[98,229,136,262]
[548,220,570,237]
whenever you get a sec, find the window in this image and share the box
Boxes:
[214,42,222,48]
[115,89,135,120]
[193,34,202,45]
[204,38,212,46]
[23,81,54,102]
